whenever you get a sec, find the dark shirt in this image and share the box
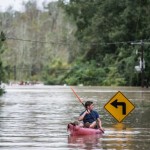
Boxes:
[80,110,99,123]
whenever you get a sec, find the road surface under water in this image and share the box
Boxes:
[0,85,150,150]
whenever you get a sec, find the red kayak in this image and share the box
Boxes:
[67,123,104,136]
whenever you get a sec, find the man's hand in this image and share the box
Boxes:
[78,110,90,121]
[85,109,90,114]
[99,127,104,133]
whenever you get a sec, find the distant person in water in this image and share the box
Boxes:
[78,101,103,131]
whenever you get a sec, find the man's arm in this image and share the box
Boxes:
[97,118,104,132]
[97,118,102,128]
[78,111,89,121]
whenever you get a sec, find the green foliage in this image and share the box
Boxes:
[42,58,69,85]
[0,1,77,83]
[102,67,126,86]
[0,31,6,42]
[0,32,6,95]
[1,1,150,86]
[0,61,5,81]
[62,0,150,86]
[0,84,5,96]
[64,60,107,85]
[0,88,4,96]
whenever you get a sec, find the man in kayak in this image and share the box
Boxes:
[78,101,103,131]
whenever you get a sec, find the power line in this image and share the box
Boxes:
[5,36,150,46]
[6,36,71,45]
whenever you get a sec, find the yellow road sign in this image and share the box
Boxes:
[104,91,135,122]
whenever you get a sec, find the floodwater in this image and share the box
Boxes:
[0,85,150,150]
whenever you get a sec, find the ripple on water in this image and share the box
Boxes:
[0,86,150,150]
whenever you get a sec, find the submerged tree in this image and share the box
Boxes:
[0,31,6,95]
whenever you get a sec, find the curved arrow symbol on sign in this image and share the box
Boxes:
[111,99,126,115]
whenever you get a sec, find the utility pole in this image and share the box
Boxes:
[131,40,145,87]
[14,66,16,81]
[141,41,144,87]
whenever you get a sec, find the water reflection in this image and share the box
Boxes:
[68,134,102,150]
[113,123,127,130]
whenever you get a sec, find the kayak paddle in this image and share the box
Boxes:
[70,86,86,108]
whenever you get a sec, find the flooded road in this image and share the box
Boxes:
[0,86,150,150]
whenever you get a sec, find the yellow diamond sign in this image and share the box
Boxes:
[104,91,135,122]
